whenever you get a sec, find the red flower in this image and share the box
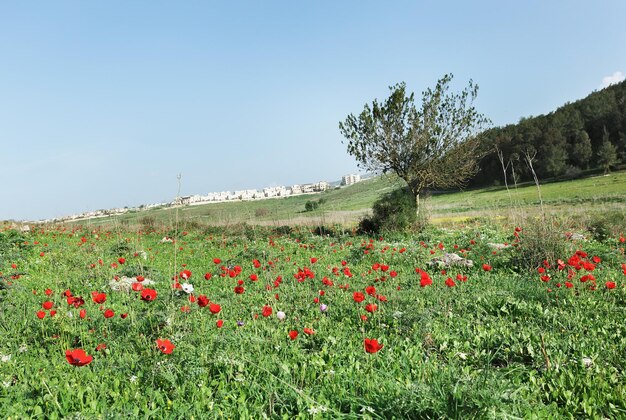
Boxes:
[482,264,492,272]
[209,302,221,314]
[65,349,93,366]
[364,338,384,353]
[118,257,126,265]
[606,281,616,290]
[103,309,115,318]
[234,286,245,294]
[389,270,398,278]
[416,269,432,287]
[156,338,175,354]
[204,272,212,280]
[36,311,46,319]
[216,319,224,328]
[303,328,315,335]
[365,303,378,313]
[310,257,318,264]
[136,275,145,282]
[79,309,87,319]
[288,330,299,340]
[140,288,157,301]
[180,269,192,280]
[95,343,107,352]
[249,273,258,281]
[353,292,365,303]
[565,281,574,289]
[213,258,221,264]
[44,288,53,296]
[91,291,107,304]
[42,301,53,310]
[365,285,376,296]
[132,282,143,291]
[197,295,210,307]
[445,277,456,287]
[262,305,272,317]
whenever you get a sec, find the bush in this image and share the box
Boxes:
[305,200,319,212]
[513,216,571,271]
[358,187,424,234]
[254,207,270,217]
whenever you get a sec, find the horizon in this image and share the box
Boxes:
[2,1,625,221]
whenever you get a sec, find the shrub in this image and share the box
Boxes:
[305,201,319,212]
[358,187,424,234]
[254,207,270,217]
[513,216,571,271]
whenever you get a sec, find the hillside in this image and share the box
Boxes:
[474,80,626,186]
[70,171,626,229]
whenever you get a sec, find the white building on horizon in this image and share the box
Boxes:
[341,174,361,186]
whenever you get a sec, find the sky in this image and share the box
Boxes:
[1,1,625,221]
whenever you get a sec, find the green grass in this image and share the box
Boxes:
[71,171,626,229]
[1,223,625,417]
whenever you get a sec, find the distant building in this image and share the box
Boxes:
[341,174,361,186]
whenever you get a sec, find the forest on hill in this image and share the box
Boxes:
[473,80,626,186]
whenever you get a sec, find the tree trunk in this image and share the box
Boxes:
[415,192,420,218]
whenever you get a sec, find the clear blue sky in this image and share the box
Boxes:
[2,1,625,221]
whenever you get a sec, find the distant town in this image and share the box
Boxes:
[42,174,364,224]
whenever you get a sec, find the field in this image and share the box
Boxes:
[74,171,626,229]
[1,174,626,418]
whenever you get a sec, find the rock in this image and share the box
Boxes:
[564,232,586,241]
[429,253,474,268]
[108,276,155,292]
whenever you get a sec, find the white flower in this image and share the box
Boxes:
[2,381,10,388]
[181,283,194,294]
[130,375,138,383]
[276,311,286,321]
[0,355,10,363]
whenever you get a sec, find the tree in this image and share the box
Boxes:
[597,127,618,174]
[538,127,568,177]
[339,74,490,216]
[570,130,592,169]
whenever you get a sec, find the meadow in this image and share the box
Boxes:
[76,171,626,229]
[1,174,626,418]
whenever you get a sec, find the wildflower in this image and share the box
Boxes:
[606,281,616,290]
[140,288,157,301]
[181,283,194,294]
[209,303,221,314]
[482,264,492,272]
[197,295,209,307]
[91,291,107,304]
[319,304,328,312]
[276,311,286,321]
[216,319,224,328]
[304,328,315,335]
[353,292,365,303]
[364,338,384,353]
[289,330,299,340]
[416,269,432,287]
[36,311,46,319]
[156,338,175,354]
[42,301,53,310]
[65,349,93,366]
[365,303,378,313]
[103,309,115,318]
[262,305,272,317]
